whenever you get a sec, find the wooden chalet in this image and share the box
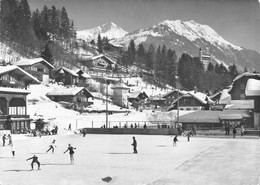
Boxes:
[128,90,148,103]
[168,91,214,111]
[54,66,91,87]
[228,72,260,128]
[79,54,116,74]
[0,65,40,133]
[162,89,188,106]
[15,58,54,84]
[46,86,94,109]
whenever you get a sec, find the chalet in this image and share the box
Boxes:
[15,58,54,84]
[162,89,187,106]
[168,91,214,111]
[46,86,94,110]
[0,66,40,133]
[228,72,260,128]
[128,91,148,103]
[149,95,166,109]
[111,83,130,107]
[79,54,116,74]
[54,67,91,87]
[0,65,39,89]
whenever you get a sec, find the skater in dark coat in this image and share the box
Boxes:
[131,137,137,153]
[187,132,190,142]
[2,134,6,146]
[46,140,56,154]
[233,127,237,138]
[64,144,76,164]
[26,155,40,170]
[173,135,178,146]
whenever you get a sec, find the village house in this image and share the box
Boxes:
[111,83,130,108]
[0,65,40,133]
[14,58,54,84]
[228,72,260,128]
[79,54,116,75]
[168,91,214,111]
[46,86,94,110]
[162,89,187,106]
[54,66,91,87]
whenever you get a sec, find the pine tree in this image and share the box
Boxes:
[145,44,155,70]
[41,42,54,65]
[127,40,136,65]
[166,49,177,87]
[60,6,70,40]
[97,33,103,53]
[50,6,59,41]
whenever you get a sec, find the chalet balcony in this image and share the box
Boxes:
[0,115,30,119]
[0,80,25,88]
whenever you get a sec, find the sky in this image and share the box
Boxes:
[28,0,260,51]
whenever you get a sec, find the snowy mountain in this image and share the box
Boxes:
[77,22,128,42]
[111,20,260,71]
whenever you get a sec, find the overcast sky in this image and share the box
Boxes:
[28,0,260,51]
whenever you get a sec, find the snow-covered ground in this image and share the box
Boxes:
[27,84,186,131]
[0,134,259,185]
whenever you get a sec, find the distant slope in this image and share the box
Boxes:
[77,22,128,42]
[111,20,260,71]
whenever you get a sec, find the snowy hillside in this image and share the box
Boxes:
[77,22,128,42]
[0,42,24,63]
[111,19,260,71]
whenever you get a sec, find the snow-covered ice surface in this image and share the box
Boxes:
[0,134,260,185]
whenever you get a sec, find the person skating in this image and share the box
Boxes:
[187,132,190,142]
[11,144,15,157]
[68,123,71,131]
[64,144,76,164]
[241,126,245,136]
[131,137,137,154]
[7,134,12,145]
[26,155,40,170]
[173,135,178,147]
[233,127,237,138]
[2,134,6,146]
[46,140,56,154]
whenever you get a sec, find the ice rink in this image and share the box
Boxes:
[0,133,260,185]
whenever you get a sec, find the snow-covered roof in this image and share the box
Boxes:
[224,100,254,110]
[162,89,187,98]
[0,87,30,94]
[58,67,78,76]
[0,65,40,84]
[111,82,129,90]
[15,58,54,69]
[218,89,231,104]
[245,79,260,96]
[128,91,148,99]
[46,86,93,97]
[186,91,214,104]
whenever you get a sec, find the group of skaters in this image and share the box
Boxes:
[2,134,15,157]
[224,124,245,138]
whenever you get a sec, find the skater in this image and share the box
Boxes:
[173,135,178,147]
[11,144,15,157]
[8,134,12,145]
[131,137,137,153]
[241,126,245,136]
[187,132,190,142]
[64,144,76,164]
[2,134,6,146]
[233,127,237,138]
[46,140,56,154]
[26,155,40,170]
[68,123,71,131]
[82,129,86,137]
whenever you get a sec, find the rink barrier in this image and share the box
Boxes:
[82,128,178,135]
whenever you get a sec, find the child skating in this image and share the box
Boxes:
[26,155,41,170]
[64,144,76,164]
[173,135,178,146]
[46,140,56,154]
[11,144,15,157]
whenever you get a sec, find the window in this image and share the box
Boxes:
[9,107,25,115]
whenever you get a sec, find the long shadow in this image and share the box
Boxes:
[0,157,13,159]
[41,163,71,166]
[29,153,46,155]
[156,145,171,147]
[107,152,134,155]
[4,169,32,172]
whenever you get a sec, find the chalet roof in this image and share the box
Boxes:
[0,65,40,84]
[57,66,91,79]
[224,100,254,110]
[228,72,260,93]
[162,89,188,98]
[128,91,148,99]
[149,95,166,101]
[15,58,54,69]
[81,54,116,65]
[58,67,78,76]
[46,86,94,97]
[0,87,30,94]
[179,110,251,123]
[245,79,260,96]
[111,82,129,90]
